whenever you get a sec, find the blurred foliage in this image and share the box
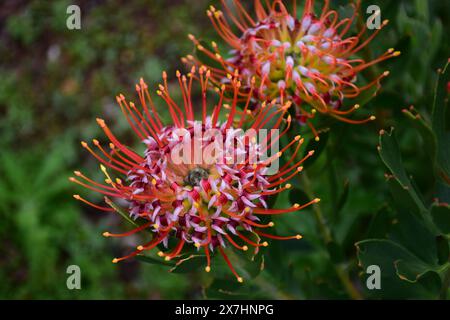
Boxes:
[0,0,449,299]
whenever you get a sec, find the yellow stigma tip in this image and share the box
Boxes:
[285,184,292,189]
[112,258,119,264]
[242,246,249,251]
[102,232,110,237]
[315,198,321,203]
[294,135,301,141]
[195,243,201,248]
[315,136,320,142]
[205,266,211,273]
[354,104,360,109]
[73,194,80,199]
[137,245,144,251]
[153,224,159,229]
[296,235,303,240]
[157,251,164,257]
[269,222,275,227]
[394,51,401,56]
[262,241,269,247]
[370,116,377,121]
[294,204,300,208]
[165,256,171,261]
[237,277,244,283]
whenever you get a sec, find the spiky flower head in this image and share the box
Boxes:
[185,0,399,139]
[71,68,318,282]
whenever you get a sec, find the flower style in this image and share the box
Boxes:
[70,67,318,282]
[185,0,400,139]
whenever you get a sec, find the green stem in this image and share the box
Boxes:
[301,173,363,300]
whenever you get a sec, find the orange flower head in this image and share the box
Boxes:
[71,68,318,282]
[186,0,399,139]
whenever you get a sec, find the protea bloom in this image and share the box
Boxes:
[185,0,400,139]
[70,67,318,282]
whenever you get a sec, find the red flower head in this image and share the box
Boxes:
[185,0,400,139]
[71,68,318,282]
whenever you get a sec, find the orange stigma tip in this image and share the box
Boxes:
[262,241,269,247]
[102,232,110,237]
[277,152,283,157]
[242,246,249,251]
[69,177,76,182]
[205,266,211,272]
[137,245,144,251]
[269,222,275,227]
[112,258,119,264]
[296,235,303,240]
[81,141,87,147]
[74,171,81,176]
[237,277,244,283]
[297,166,304,172]
[308,150,315,156]
[285,184,292,189]
[96,118,106,127]
[93,139,99,145]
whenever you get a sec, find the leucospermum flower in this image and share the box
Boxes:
[70,67,318,282]
[185,0,400,139]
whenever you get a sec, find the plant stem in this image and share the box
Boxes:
[301,173,363,300]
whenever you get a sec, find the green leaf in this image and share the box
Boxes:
[169,254,206,273]
[378,128,427,214]
[356,239,441,298]
[432,60,450,185]
[431,203,450,236]
[135,254,175,267]
[402,107,437,167]
[336,180,350,214]
[301,129,329,168]
[104,197,138,227]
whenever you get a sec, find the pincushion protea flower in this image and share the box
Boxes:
[70,67,318,282]
[185,0,400,139]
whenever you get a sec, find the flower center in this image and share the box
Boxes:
[184,167,209,187]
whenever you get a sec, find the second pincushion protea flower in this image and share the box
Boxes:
[70,67,318,282]
[185,0,400,139]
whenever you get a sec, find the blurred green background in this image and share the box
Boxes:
[0,0,449,299]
